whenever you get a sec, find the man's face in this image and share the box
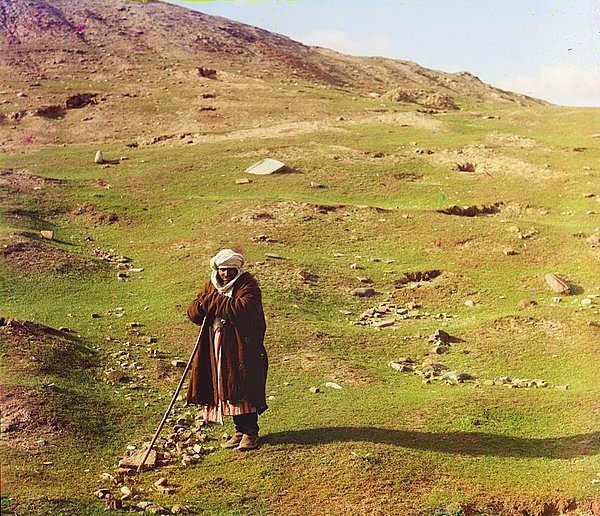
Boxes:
[217,267,238,283]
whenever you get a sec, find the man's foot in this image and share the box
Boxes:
[220,432,243,449]
[236,434,259,451]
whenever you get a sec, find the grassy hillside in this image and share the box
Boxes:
[2,84,599,515]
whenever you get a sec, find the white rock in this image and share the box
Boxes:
[94,150,104,164]
[325,382,342,390]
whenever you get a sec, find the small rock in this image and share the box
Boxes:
[356,276,372,284]
[309,387,321,394]
[518,299,537,309]
[94,488,110,499]
[120,485,132,499]
[171,360,186,367]
[154,477,168,488]
[235,178,251,184]
[581,298,593,306]
[40,230,54,239]
[503,248,518,256]
[137,502,152,510]
[351,287,375,297]
[94,150,104,164]
[464,299,475,308]
[555,384,569,391]
[372,318,395,328]
[325,382,342,390]
[441,370,475,384]
[545,273,571,294]
[310,181,326,188]
[429,329,451,344]
[119,449,156,470]
[432,345,448,355]
[552,297,562,303]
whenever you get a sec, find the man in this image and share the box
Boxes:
[186,249,268,451]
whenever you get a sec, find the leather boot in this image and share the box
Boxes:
[220,432,243,449]
[236,433,259,451]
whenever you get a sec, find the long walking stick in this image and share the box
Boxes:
[137,317,206,472]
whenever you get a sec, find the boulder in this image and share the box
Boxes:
[544,273,571,294]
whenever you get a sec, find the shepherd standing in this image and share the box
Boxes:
[186,249,268,451]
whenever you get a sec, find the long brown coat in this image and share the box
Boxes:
[186,272,268,413]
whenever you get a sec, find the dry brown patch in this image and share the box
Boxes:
[69,202,123,226]
[0,169,62,194]
[1,318,94,375]
[391,271,478,310]
[431,145,558,179]
[0,385,59,449]
[1,234,98,273]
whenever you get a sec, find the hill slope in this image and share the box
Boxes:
[1,0,542,100]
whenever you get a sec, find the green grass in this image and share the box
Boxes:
[1,82,599,514]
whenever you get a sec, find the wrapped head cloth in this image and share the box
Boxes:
[210,249,244,270]
[210,249,245,295]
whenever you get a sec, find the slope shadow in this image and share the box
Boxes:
[263,427,600,459]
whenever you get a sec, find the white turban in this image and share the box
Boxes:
[210,249,245,296]
[210,249,245,270]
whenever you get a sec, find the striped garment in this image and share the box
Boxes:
[203,327,256,424]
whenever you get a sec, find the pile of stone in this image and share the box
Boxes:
[481,376,547,388]
[93,248,144,279]
[94,410,214,511]
[390,357,475,385]
[354,302,452,328]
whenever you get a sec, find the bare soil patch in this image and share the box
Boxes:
[438,203,503,217]
[0,169,62,194]
[0,385,59,449]
[1,318,95,375]
[391,271,478,310]
[431,145,558,179]
[1,234,98,273]
[69,202,123,226]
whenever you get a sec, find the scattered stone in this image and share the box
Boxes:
[440,370,476,384]
[119,449,156,470]
[390,360,414,372]
[94,150,104,164]
[372,318,395,328]
[94,488,110,499]
[356,276,372,284]
[503,248,518,256]
[429,329,452,345]
[552,297,562,303]
[310,181,326,188]
[120,485,132,499]
[351,287,375,297]
[464,299,475,308]
[432,345,449,355]
[518,299,537,309]
[105,369,126,383]
[137,502,152,510]
[117,271,128,279]
[309,387,321,394]
[235,178,251,184]
[171,505,189,514]
[171,360,186,368]
[581,298,593,306]
[325,382,342,390]
[40,230,54,240]
[154,477,169,488]
[545,273,571,294]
